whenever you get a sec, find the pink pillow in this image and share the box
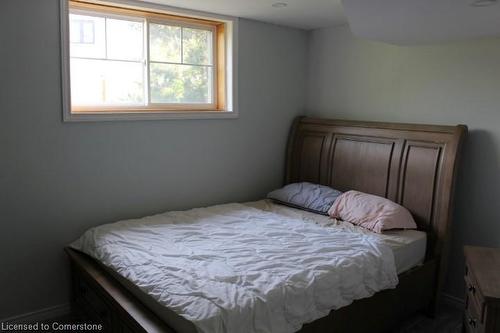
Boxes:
[328,190,417,233]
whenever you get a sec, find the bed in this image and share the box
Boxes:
[65,116,467,333]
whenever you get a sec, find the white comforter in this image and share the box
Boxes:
[71,203,398,333]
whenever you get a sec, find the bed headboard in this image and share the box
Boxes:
[285,116,467,260]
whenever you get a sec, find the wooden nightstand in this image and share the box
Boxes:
[463,246,500,333]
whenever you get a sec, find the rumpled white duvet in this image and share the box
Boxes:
[71,202,398,333]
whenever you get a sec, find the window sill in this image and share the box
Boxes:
[63,110,238,122]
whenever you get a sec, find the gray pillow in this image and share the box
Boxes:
[267,182,342,215]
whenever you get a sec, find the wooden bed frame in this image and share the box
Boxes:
[66,116,467,333]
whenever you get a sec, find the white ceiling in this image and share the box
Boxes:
[142,0,346,30]
[342,0,500,45]
[141,0,500,44]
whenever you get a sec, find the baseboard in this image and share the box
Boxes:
[442,293,465,310]
[0,303,71,324]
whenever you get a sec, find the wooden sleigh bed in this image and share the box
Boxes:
[66,116,467,333]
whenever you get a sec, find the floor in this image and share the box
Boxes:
[47,302,464,333]
[395,302,464,333]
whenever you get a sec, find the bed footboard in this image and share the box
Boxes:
[67,247,173,333]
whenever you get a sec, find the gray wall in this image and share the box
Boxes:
[307,25,500,299]
[0,0,307,319]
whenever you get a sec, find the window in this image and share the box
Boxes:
[70,19,95,44]
[61,0,237,121]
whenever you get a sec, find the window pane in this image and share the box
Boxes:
[149,23,181,63]
[70,14,105,58]
[107,18,144,61]
[150,63,212,104]
[70,58,144,106]
[182,28,212,65]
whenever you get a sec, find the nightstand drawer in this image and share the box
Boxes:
[465,289,485,333]
[463,246,500,333]
[465,262,485,320]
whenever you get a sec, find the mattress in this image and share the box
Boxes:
[246,200,427,275]
[72,200,425,333]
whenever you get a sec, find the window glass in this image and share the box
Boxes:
[149,23,181,63]
[182,28,213,65]
[150,63,211,104]
[106,18,144,61]
[70,58,144,105]
[70,14,105,58]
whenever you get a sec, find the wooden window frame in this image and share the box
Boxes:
[60,0,238,121]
